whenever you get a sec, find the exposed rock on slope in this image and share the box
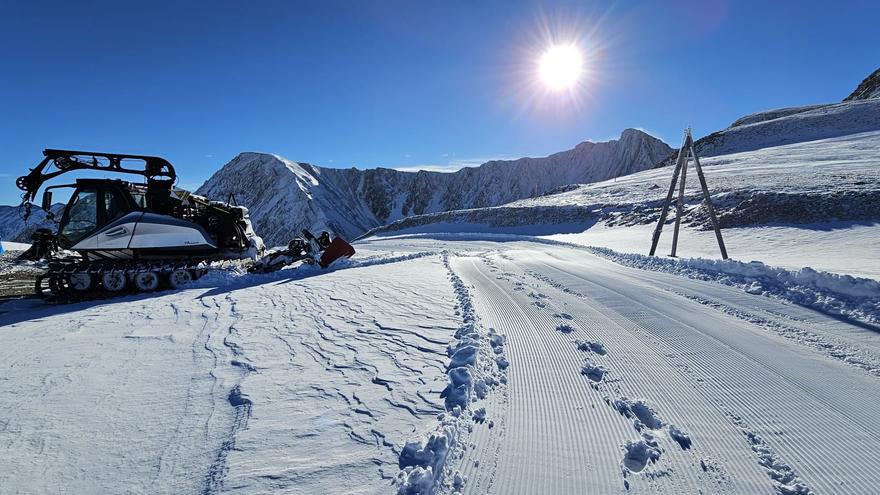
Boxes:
[844,67,880,101]
[196,129,671,245]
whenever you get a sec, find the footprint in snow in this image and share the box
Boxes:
[622,437,662,473]
[581,361,606,383]
[612,398,663,430]
[668,425,692,450]
[576,340,607,355]
[555,324,576,334]
[553,312,573,320]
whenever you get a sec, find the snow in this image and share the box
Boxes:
[2,236,880,494]
[0,251,463,494]
[587,247,880,325]
[547,222,880,280]
[1,240,29,251]
[692,98,880,158]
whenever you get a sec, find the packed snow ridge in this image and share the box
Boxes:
[588,246,880,334]
[396,252,508,494]
[192,129,670,246]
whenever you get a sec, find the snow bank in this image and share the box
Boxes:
[397,425,456,495]
[589,247,880,324]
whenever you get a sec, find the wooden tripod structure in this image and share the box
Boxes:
[649,128,728,260]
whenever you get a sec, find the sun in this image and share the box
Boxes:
[537,44,584,91]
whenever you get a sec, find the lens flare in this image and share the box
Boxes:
[499,6,612,118]
[538,44,584,90]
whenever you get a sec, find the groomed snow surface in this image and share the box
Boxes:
[2,234,880,494]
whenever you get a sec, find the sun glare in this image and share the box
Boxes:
[538,44,584,91]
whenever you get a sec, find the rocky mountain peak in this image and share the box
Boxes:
[844,67,880,101]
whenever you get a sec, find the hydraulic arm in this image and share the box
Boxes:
[16,149,177,204]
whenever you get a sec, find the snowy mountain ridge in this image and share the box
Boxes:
[0,203,63,244]
[684,98,880,160]
[196,128,672,246]
[844,67,880,101]
[670,67,880,162]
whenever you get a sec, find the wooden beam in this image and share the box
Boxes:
[690,140,729,260]
[649,133,689,256]
[670,132,692,257]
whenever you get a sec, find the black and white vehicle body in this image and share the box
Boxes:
[55,179,262,260]
[15,149,353,302]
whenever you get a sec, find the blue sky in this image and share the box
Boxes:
[1,0,877,204]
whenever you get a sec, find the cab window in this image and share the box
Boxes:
[129,190,147,208]
[104,188,131,222]
[60,189,98,245]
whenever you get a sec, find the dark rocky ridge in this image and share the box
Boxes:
[844,67,880,101]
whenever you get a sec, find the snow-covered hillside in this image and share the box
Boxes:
[0,203,62,243]
[196,129,671,246]
[366,130,880,279]
[667,68,880,161]
[685,98,880,159]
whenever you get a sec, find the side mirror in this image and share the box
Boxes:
[41,191,53,212]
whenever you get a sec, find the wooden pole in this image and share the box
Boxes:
[670,132,692,257]
[649,133,689,256]
[690,140,729,260]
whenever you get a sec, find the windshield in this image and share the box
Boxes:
[59,189,98,246]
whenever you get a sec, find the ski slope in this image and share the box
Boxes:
[2,236,879,494]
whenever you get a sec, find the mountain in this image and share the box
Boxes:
[363,69,880,244]
[0,204,63,244]
[844,67,880,101]
[196,129,671,246]
[662,67,880,163]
